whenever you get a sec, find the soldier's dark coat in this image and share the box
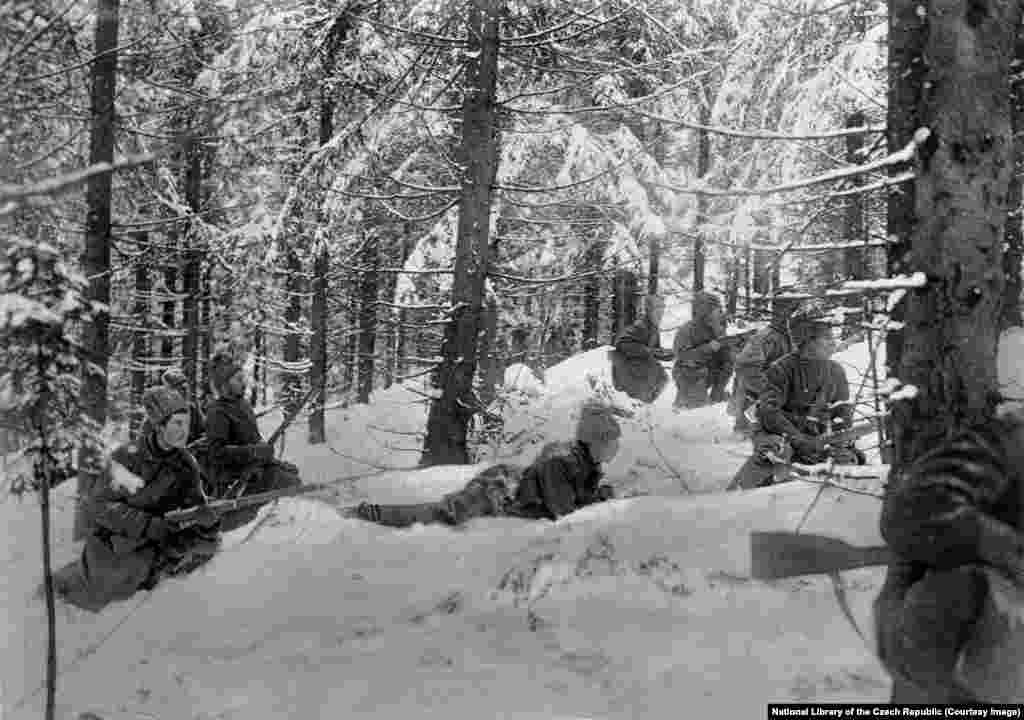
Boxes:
[67,433,215,610]
[731,322,792,423]
[672,292,730,408]
[354,441,611,528]
[203,394,300,530]
[875,420,1024,701]
[610,316,670,403]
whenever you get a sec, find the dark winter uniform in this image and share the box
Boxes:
[728,352,854,490]
[204,393,300,531]
[55,433,219,611]
[672,292,730,409]
[730,321,792,432]
[610,315,672,403]
[354,442,614,528]
[874,420,1024,701]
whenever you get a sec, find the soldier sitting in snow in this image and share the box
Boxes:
[53,387,220,611]
[874,413,1024,701]
[351,401,622,527]
[610,294,673,403]
[727,301,862,491]
[204,351,301,531]
[139,368,206,446]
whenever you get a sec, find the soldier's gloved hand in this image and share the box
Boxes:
[594,484,615,501]
[791,434,828,458]
[252,443,275,462]
[192,505,220,529]
[145,516,176,543]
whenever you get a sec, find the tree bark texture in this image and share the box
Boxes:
[612,269,638,341]
[693,97,711,293]
[893,0,1019,465]
[648,234,660,295]
[885,0,927,464]
[181,132,202,400]
[161,265,176,362]
[583,241,603,349]
[421,0,502,467]
[131,234,150,440]
[77,0,119,540]
[844,111,868,284]
[283,248,303,414]
[357,232,379,404]
[1001,25,1024,330]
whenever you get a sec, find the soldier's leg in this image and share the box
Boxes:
[352,501,447,527]
[882,566,987,701]
[727,433,786,490]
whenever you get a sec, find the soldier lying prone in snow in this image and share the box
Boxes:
[351,401,622,527]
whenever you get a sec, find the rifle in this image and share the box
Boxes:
[266,384,320,447]
[750,531,892,580]
[166,480,339,529]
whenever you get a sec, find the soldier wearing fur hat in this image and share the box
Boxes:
[53,387,220,611]
[672,291,731,409]
[352,401,622,527]
[610,295,673,404]
[727,301,860,490]
[204,351,300,531]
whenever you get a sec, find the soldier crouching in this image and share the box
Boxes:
[54,387,220,611]
[352,401,621,527]
[204,352,301,532]
[874,417,1024,702]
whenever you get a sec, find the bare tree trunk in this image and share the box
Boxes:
[77,0,119,540]
[693,98,711,293]
[612,269,638,339]
[477,296,500,406]
[648,234,660,295]
[200,263,212,406]
[892,0,1019,465]
[283,248,303,414]
[182,130,202,399]
[131,233,150,440]
[421,0,502,467]
[38,457,56,720]
[583,241,603,349]
[725,254,739,316]
[161,264,176,362]
[885,0,927,464]
[1002,26,1024,330]
[357,231,378,404]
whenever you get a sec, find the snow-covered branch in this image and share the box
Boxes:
[0,155,153,215]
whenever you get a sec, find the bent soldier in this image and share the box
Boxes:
[353,402,622,527]
[727,302,860,491]
[610,295,673,403]
[672,292,728,409]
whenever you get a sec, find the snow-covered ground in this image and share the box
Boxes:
[3,334,1022,719]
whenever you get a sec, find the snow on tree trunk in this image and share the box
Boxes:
[892,0,1020,465]
[1002,26,1024,330]
[421,0,502,467]
[131,233,150,440]
[76,0,119,539]
[283,247,303,414]
[885,0,927,462]
[357,231,379,405]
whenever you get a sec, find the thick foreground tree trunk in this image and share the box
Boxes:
[892,0,1019,465]
[421,0,502,467]
[76,0,119,539]
[885,0,927,464]
[1002,26,1024,330]
[357,231,378,404]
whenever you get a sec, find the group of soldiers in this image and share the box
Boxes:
[608,290,865,488]
[55,352,301,611]
[47,293,1024,705]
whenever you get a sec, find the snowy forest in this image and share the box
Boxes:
[4,0,1024,717]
